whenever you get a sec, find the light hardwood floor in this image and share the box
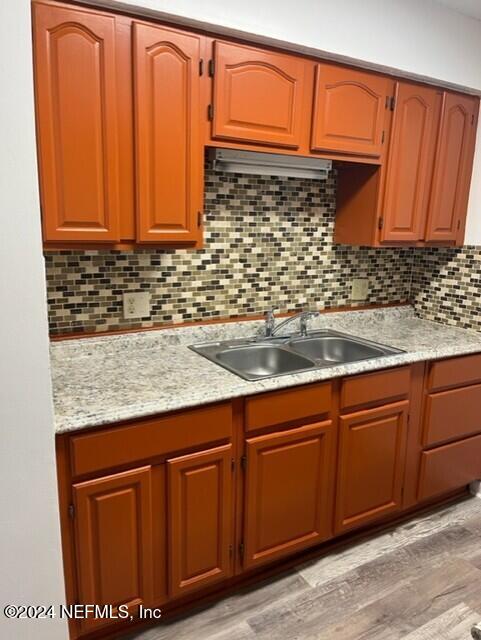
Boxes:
[127,497,481,640]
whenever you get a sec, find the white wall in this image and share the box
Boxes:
[0,1,67,638]
[90,0,481,245]
[93,0,481,91]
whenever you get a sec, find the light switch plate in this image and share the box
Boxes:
[351,278,369,302]
[123,291,151,319]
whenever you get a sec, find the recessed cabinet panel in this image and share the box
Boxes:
[243,422,335,569]
[33,2,121,242]
[73,467,154,633]
[418,434,481,501]
[335,401,408,533]
[212,41,310,148]
[167,444,234,597]
[134,22,203,244]
[381,83,441,242]
[311,64,390,158]
[425,92,478,243]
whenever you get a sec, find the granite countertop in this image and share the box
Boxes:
[50,306,481,434]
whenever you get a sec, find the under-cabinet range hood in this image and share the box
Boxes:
[208,148,332,180]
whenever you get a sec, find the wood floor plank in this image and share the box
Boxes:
[298,497,481,588]
[124,571,309,640]
[310,558,481,640]
[400,603,481,640]
[247,525,480,640]
[125,498,481,640]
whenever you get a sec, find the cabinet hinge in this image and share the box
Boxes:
[199,58,204,76]
[239,542,245,560]
[229,544,233,558]
[207,104,214,121]
[68,504,75,519]
[389,96,396,110]
[378,217,384,230]
[381,130,385,144]
[197,211,203,227]
[457,219,461,230]
[472,114,475,125]
[240,454,247,471]
[208,59,215,77]
[231,458,235,472]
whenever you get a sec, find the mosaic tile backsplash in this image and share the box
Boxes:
[411,246,481,332]
[45,168,416,335]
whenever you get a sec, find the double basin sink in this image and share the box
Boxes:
[190,329,403,381]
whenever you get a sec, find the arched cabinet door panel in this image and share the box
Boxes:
[311,63,391,158]
[381,83,442,243]
[133,22,203,243]
[33,2,121,242]
[212,41,311,148]
[425,92,478,243]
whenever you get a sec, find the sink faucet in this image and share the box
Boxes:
[264,307,320,338]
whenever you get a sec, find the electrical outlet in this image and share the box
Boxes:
[351,278,369,302]
[123,292,151,319]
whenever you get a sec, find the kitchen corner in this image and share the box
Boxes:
[4,1,481,639]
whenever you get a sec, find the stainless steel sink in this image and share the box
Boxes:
[190,330,403,381]
[288,334,388,363]
[216,344,314,380]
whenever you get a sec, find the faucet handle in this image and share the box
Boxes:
[264,306,279,337]
[300,310,320,336]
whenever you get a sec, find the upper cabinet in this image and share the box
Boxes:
[33,2,122,243]
[381,83,442,243]
[33,1,479,250]
[210,41,312,150]
[311,64,392,159]
[133,22,203,244]
[425,92,479,243]
[335,84,479,247]
[33,1,204,248]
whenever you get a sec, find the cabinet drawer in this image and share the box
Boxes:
[340,367,410,412]
[428,354,481,392]
[70,403,232,477]
[245,383,332,432]
[418,433,481,501]
[423,384,481,447]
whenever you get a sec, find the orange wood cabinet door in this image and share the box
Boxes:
[381,83,442,243]
[211,41,311,149]
[243,421,335,570]
[311,64,391,158]
[167,444,234,597]
[335,401,409,534]
[33,2,121,243]
[133,22,204,244]
[72,466,154,634]
[425,92,479,243]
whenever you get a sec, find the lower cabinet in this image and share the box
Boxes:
[335,401,409,534]
[73,467,154,634]
[243,421,335,569]
[167,444,234,597]
[61,358,481,639]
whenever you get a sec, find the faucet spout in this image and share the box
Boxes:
[265,309,320,338]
